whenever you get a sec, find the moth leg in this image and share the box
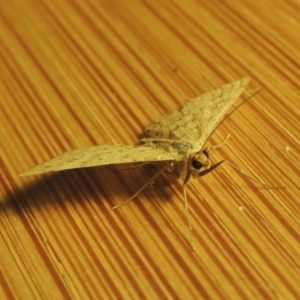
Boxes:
[183,161,225,249]
[223,161,286,189]
[202,135,284,187]
[112,163,173,210]
[182,183,193,250]
[199,159,285,188]
[204,134,230,154]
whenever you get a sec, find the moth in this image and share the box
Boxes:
[22,77,254,246]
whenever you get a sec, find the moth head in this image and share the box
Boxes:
[191,149,210,173]
[192,149,209,168]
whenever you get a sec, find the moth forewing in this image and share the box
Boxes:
[21,144,176,176]
[143,77,250,148]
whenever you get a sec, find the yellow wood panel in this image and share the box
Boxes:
[0,0,299,299]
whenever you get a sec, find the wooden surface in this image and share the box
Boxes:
[0,0,299,299]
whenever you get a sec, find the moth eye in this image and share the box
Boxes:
[202,149,209,158]
[192,160,203,169]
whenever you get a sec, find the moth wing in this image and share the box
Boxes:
[21,144,176,176]
[144,77,250,148]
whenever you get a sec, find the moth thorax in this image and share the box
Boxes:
[191,150,209,170]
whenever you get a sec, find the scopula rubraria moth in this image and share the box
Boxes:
[22,77,251,248]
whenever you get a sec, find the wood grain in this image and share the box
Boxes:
[0,0,299,299]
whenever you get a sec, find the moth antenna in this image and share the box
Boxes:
[183,184,194,250]
[224,161,286,189]
[218,88,263,127]
[112,163,172,210]
[205,134,230,154]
